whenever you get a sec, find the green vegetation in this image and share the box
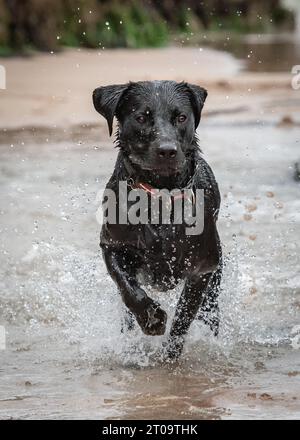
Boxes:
[0,45,13,56]
[0,0,295,55]
[91,2,168,48]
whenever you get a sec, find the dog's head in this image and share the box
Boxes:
[93,80,207,176]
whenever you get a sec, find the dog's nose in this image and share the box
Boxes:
[157,144,177,159]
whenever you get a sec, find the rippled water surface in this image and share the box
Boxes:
[0,122,299,419]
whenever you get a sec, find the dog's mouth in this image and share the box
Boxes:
[127,153,186,176]
[135,159,183,174]
[154,166,181,176]
[139,164,183,176]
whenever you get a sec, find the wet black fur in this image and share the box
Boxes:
[93,80,222,360]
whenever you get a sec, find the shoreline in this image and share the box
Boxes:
[0,47,298,134]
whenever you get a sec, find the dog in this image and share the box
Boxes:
[93,80,222,359]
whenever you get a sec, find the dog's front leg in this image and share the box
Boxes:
[166,274,212,360]
[102,248,167,336]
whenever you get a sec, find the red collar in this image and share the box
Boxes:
[128,179,193,202]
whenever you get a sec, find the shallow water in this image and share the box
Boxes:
[0,121,299,419]
[204,33,300,72]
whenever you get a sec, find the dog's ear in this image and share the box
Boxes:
[185,83,207,129]
[92,83,129,136]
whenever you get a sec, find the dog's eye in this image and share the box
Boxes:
[177,114,187,123]
[136,115,146,124]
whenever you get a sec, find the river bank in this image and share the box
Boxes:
[0,47,299,134]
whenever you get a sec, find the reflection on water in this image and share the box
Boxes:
[203,34,300,72]
[113,345,300,420]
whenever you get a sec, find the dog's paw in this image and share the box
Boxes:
[137,300,167,336]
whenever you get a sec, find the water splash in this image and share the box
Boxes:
[1,233,297,369]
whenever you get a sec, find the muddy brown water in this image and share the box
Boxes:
[0,117,299,419]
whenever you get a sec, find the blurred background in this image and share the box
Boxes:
[0,0,300,130]
[0,0,300,72]
[0,0,298,52]
[0,0,299,421]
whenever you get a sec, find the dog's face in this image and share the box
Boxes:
[93,81,207,176]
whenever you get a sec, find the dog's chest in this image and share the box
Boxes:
[137,224,207,289]
[140,224,201,271]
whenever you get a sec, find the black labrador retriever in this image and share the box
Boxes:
[93,80,222,359]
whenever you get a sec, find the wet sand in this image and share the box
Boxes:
[0,47,298,131]
[0,47,300,419]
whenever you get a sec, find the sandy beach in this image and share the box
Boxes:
[0,47,298,132]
